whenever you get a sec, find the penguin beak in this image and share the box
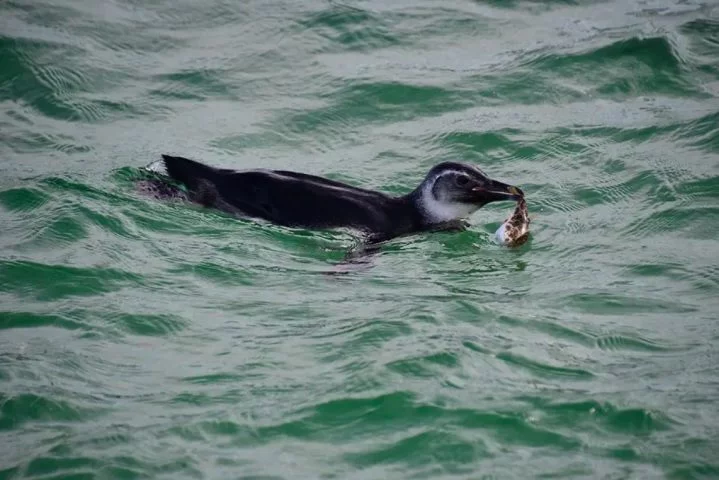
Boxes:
[471,180,523,203]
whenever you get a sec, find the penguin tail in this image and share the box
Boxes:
[154,154,219,190]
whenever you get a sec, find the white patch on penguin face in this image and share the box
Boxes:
[417,172,479,223]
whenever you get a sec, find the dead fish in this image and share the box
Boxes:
[495,197,530,247]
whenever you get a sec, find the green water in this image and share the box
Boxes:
[2,0,719,478]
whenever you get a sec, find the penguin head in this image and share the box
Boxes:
[416,162,523,223]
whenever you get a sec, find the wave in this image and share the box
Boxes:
[299,4,400,53]
[528,36,685,71]
[515,34,715,100]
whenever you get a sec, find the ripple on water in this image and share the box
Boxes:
[495,352,595,380]
[572,170,659,207]
[14,429,200,480]
[136,0,247,29]
[623,204,719,239]
[674,175,719,201]
[672,111,719,152]
[594,334,675,352]
[0,310,88,332]
[496,314,596,346]
[0,186,51,212]
[679,18,719,72]
[562,291,698,315]
[343,429,483,473]
[523,397,675,435]
[166,261,255,287]
[430,129,526,161]
[299,4,400,53]
[525,36,698,97]
[0,33,163,123]
[269,81,473,145]
[0,36,89,121]
[334,319,414,352]
[0,260,144,301]
[149,69,240,102]
[1,129,92,155]
[106,312,188,337]
[0,393,92,431]
[18,206,88,249]
[385,352,460,379]
[22,455,100,479]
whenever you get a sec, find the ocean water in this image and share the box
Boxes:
[1,0,719,478]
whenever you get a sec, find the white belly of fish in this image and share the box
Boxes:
[494,222,511,246]
[494,198,530,247]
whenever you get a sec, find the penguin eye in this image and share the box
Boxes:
[455,175,470,187]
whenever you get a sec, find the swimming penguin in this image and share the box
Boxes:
[142,155,523,242]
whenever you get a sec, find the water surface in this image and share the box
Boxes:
[2,0,719,478]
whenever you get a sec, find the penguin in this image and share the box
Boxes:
[141,154,523,242]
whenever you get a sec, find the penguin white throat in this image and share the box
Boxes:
[416,181,478,224]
